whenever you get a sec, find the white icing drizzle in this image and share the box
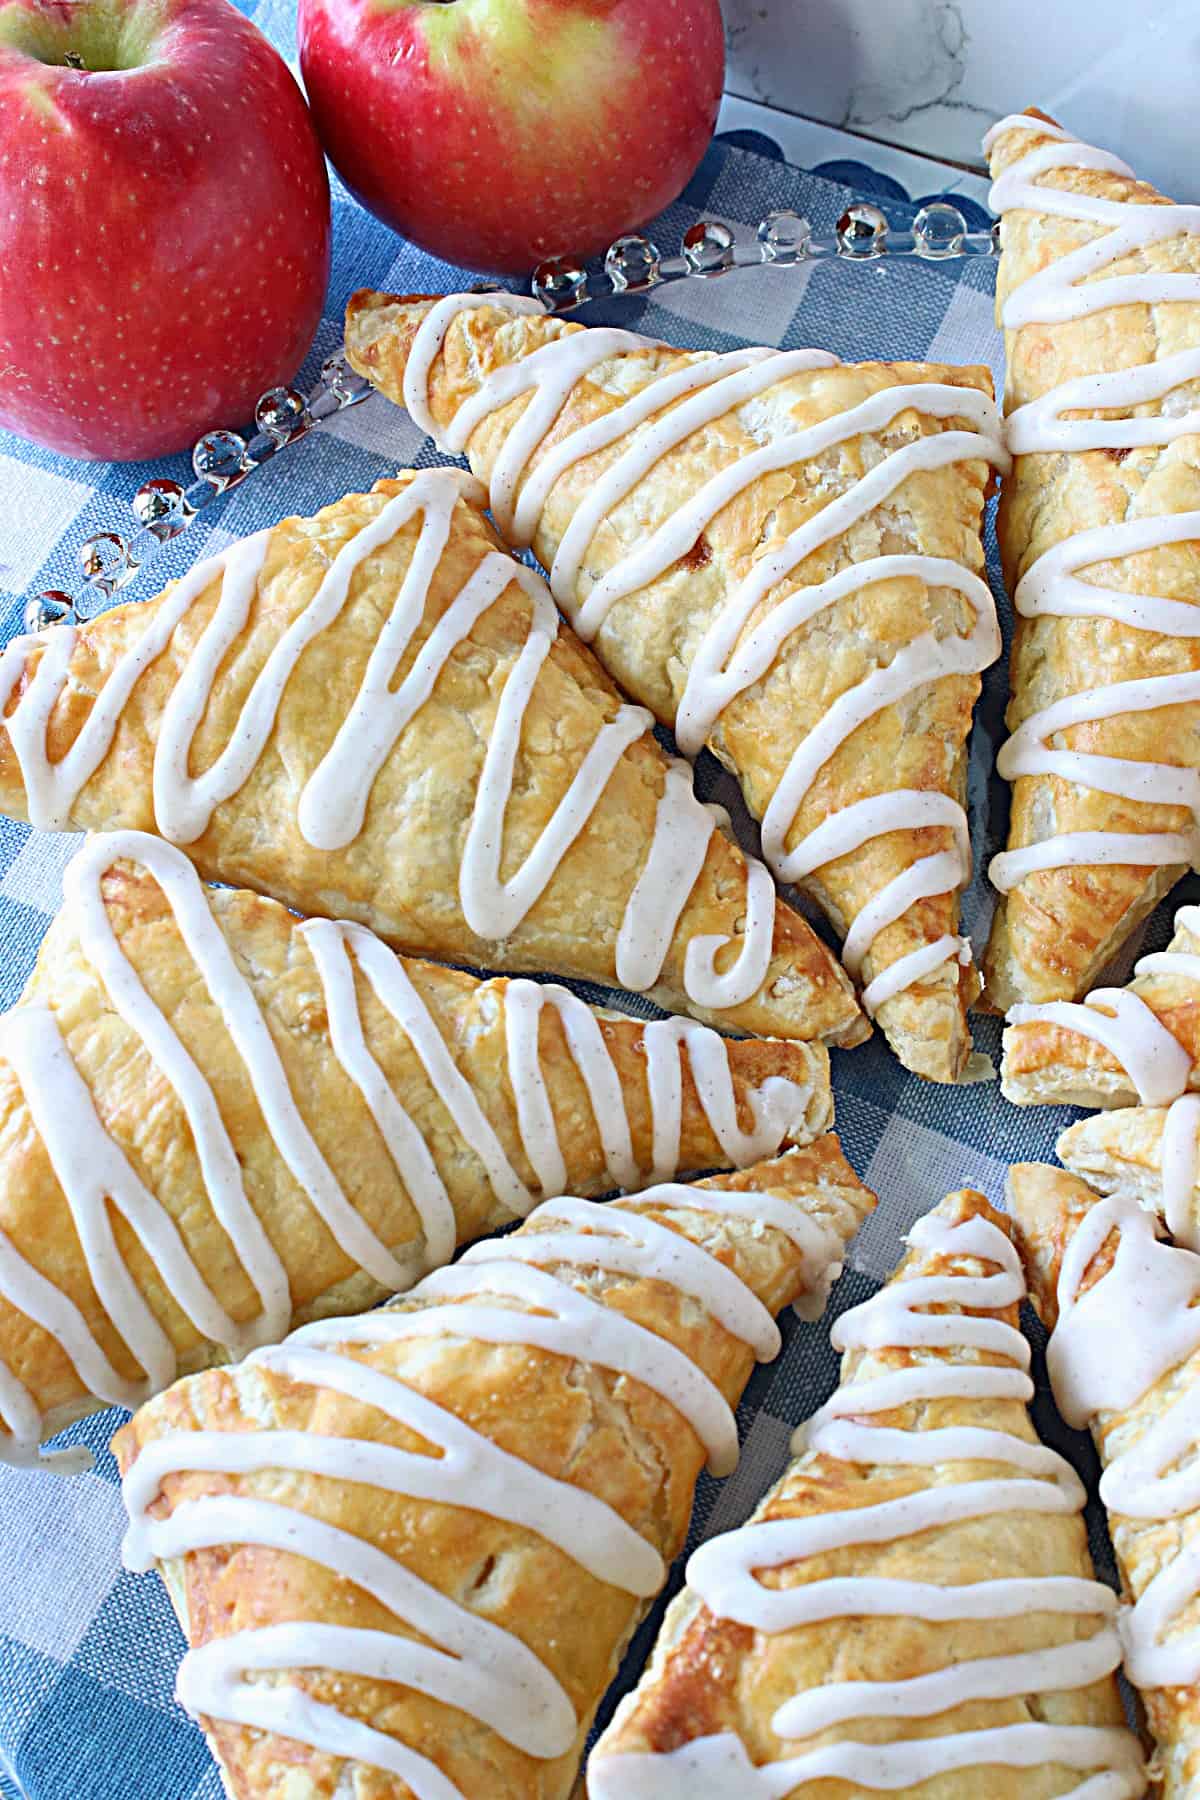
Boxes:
[400,291,547,442]
[299,918,513,1250]
[986,122,1200,894]
[633,1178,845,1287]
[0,462,778,1015]
[65,834,408,1295]
[981,113,1075,153]
[0,1003,252,1407]
[0,1332,92,1473]
[0,832,810,1469]
[1160,1091,1200,1251]
[500,982,817,1199]
[590,1208,1136,1798]
[1005,899,1200,1110]
[1049,1190,1200,1690]
[615,757,776,1008]
[1007,988,1192,1105]
[458,1194,782,1358]
[121,1176,841,1795]
[615,759,715,994]
[589,1729,1142,1800]
[992,830,1200,894]
[402,298,1009,1014]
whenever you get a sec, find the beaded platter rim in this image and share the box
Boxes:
[24,170,997,635]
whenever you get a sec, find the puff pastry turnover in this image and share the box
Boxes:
[1009,1161,1200,1798]
[0,466,863,1047]
[1001,897,1200,1110]
[344,290,1007,1082]
[983,110,1200,1010]
[587,1188,1140,1799]
[0,828,833,1471]
[113,1141,875,1800]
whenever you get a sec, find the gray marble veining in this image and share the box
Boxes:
[724,0,1199,195]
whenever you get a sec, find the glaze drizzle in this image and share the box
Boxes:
[588,1208,1140,1798]
[0,466,777,1014]
[120,1176,859,1798]
[983,115,1200,899]
[1008,900,1200,1244]
[1048,1189,1200,1693]
[403,294,1008,1015]
[0,832,818,1469]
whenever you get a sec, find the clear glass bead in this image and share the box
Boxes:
[682,219,736,275]
[604,233,661,293]
[78,531,129,595]
[321,352,368,405]
[255,386,308,442]
[757,210,811,265]
[531,258,589,311]
[912,201,967,259]
[132,477,193,541]
[24,591,73,634]
[192,429,248,488]
[836,202,889,258]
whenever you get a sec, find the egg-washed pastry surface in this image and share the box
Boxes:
[0,828,833,1473]
[1000,895,1200,1242]
[113,1142,875,1800]
[586,1189,1141,1799]
[983,110,1200,1011]
[1009,1162,1200,1798]
[0,466,863,1048]
[344,290,1006,1083]
[1002,897,1200,1109]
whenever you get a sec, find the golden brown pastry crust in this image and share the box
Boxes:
[113,1140,876,1800]
[984,113,1200,1011]
[0,472,863,1047]
[345,292,996,1083]
[1008,1162,1200,1797]
[1,847,833,1451]
[587,1190,1127,1798]
[1002,905,1200,1106]
[1055,1104,1184,1220]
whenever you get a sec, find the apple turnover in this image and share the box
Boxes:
[1010,1161,1200,1796]
[113,1142,875,1800]
[0,466,863,1047]
[344,290,1008,1082]
[983,111,1200,1010]
[1002,895,1200,1106]
[586,1188,1140,1799]
[0,829,832,1473]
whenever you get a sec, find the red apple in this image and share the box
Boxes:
[0,0,332,460]
[298,0,724,274]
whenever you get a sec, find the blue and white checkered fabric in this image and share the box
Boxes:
[0,45,1176,1798]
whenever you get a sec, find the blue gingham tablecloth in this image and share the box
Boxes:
[0,48,1173,1800]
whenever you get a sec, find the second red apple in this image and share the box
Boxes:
[298,0,725,274]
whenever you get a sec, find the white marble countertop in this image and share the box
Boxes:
[723,0,1197,199]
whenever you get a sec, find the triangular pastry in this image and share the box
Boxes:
[983,110,1200,1011]
[1002,896,1200,1108]
[1009,1161,1200,1794]
[0,466,863,1047]
[1054,1103,1200,1255]
[586,1188,1141,1798]
[344,290,1007,1082]
[113,1143,876,1800]
[0,829,832,1472]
